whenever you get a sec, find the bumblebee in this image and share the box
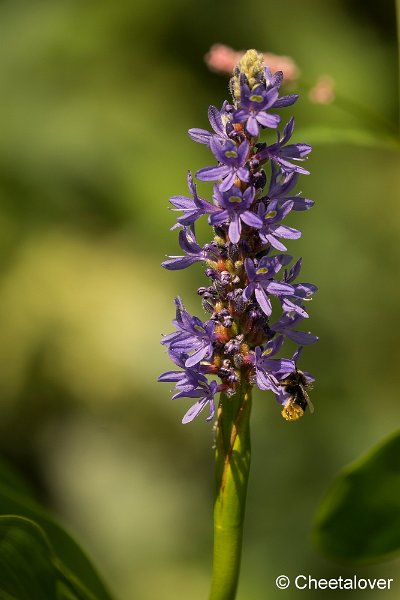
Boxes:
[280,370,314,421]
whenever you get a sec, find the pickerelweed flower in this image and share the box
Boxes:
[159,49,318,600]
[160,48,317,424]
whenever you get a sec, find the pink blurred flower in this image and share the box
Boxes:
[204,44,300,83]
[308,75,335,104]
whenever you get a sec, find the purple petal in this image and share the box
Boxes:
[182,399,208,424]
[158,370,183,382]
[290,197,315,211]
[243,185,255,206]
[219,171,236,192]
[272,225,302,239]
[242,282,255,301]
[209,209,230,226]
[188,128,211,145]
[256,370,280,392]
[256,112,280,129]
[287,258,302,282]
[236,167,250,183]
[185,345,210,367]
[169,195,193,210]
[178,228,201,254]
[244,257,256,280]
[162,256,200,270]
[281,118,295,144]
[228,215,241,244]
[241,211,263,229]
[208,105,225,136]
[265,86,280,106]
[246,116,259,137]
[275,200,295,219]
[281,298,309,318]
[196,165,230,182]
[286,330,319,345]
[280,143,312,159]
[237,140,250,164]
[263,234,287,251]
[273,94,298,108]
[255,287,272,316]
[295,283,318,298]
[266,281,295,296]
[275,157,310,175]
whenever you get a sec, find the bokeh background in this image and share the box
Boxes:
[0,0,399,598]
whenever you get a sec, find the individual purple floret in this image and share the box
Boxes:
[161,297,215,368]
[233,82,281,136]
[210,185,263,243]
[162,227,220,270]
[196,138,250,191]
[188,102,231,146]
[249,337,294,393]
[169,171,215,229]
[255,118,312,175]
[160,49,318,423]
[178,378,219,424]
[242,255,294,316]
[266,164,314,211]
[257,199,301,251]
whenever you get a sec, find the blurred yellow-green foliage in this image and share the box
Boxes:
[0,0,399,598]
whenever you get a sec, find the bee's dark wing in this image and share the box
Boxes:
[300,384,314,413]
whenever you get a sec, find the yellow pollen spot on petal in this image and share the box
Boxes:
[228,195,241,203]
[250,94,263,103]
[262,348,273,356]
[225,150,238,159]
[266,210,277,218]
[256,267,268,275]
[194,325,205,333]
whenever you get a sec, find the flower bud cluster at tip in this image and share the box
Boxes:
[159,49,318,424]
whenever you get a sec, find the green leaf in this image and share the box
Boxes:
[313,430,400,564]
[0,459,113,600]
[0,515,107,599]
[0,516,68,599]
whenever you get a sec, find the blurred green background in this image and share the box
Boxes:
[0,0,399,598]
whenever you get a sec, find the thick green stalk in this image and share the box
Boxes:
[208,381,252,600]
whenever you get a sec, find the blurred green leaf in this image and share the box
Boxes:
[0,516,56,599]
[0,461,113,600]
[313,430,400,564]
[0,515,102,599]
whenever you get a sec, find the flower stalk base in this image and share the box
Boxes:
[209,383,252,600]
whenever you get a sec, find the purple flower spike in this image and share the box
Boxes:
[160,49,317,423]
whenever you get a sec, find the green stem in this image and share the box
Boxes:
[208,381,252,600]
